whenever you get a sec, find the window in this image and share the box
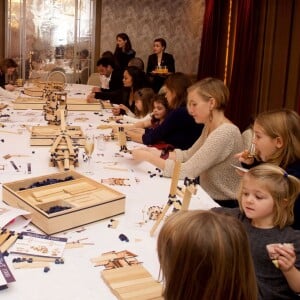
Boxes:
[6,0,95,83]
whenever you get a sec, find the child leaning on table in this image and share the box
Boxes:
[214,164,300,300]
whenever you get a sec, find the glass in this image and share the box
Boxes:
[83,133,95,174]
[6,0,96,83]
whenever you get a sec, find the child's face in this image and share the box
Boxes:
[152,102,167,120]
[240,175,275,227]
[253,123,283,162]
[135,99,143,112]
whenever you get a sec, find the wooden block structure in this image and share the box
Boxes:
[43,90,67,125]
[49,109,79,171]
[118,127,128,152]
[150,162,199,236]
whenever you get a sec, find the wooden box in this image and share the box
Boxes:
[2,170,125,235]
[30,125,85,146]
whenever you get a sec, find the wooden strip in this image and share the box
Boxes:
[13,262,50,269]
[0,234,19,252]
[0,232,11,245]
[116,279,163,300]
[110,277,154,289]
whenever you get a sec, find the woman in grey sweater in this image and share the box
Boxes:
[131,77,244,207]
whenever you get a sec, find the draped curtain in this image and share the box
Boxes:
[198,0,300,131]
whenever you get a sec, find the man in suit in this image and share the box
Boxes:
[89,56,123,103]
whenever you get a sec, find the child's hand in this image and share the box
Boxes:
[112,106,121,116]
[235,150,255,165]
[274,244,296,272]
[119,104,130,114]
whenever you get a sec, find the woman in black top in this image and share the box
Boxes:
[146,38,175,92]
[146,38,175,74]
[114,33,136,71]
[112,66,147,116]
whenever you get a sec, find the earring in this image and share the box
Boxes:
[209,109,213,122]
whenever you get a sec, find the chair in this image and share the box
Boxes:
[47,70,67,84]
[87,73,101,86]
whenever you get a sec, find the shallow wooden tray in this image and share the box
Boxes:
[2,170,125,234]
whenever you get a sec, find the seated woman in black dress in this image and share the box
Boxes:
[114,33,136,72]
[112,66,148,116]
[146,38,175,92]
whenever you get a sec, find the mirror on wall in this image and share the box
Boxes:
[6,0,95,84]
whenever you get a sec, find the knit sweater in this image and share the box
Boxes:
[164,123,244,200]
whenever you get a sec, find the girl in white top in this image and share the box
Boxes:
[131,77,244,207]
[116,88,154,123]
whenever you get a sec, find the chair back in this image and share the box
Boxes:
[87,73,101,86]
[47,71,67,84]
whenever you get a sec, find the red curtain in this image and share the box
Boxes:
[226,0,261,130]
[197,0,229,80]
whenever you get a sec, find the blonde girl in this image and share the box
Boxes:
[215,164,300,299]
[237,109,300,229]
[157,210,258,300]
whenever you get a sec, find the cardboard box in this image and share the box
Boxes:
[2,171,125,235]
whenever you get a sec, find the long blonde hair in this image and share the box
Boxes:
[237,164,300,229]
[254,109,300,168]
[157,210,258,300]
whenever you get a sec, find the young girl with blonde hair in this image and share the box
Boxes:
[157,210,258,300]
[215,164,300,299]
[237,109,300,229]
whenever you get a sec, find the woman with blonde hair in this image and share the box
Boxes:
[132,77,243,207]
[157,210,258,300]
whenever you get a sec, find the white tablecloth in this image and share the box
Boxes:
[0,85,217,300]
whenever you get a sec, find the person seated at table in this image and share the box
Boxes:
[87,56,123,103]
[157,210,258,300]
[125,94,171,148]
[114,33,136,72]
[126,72,203,150]
[146,38,175,92]
[128,57,145,71]
[112,66,148,116]
[116,87,155,123]
[131,77,244,207]
[0,58,18,91]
